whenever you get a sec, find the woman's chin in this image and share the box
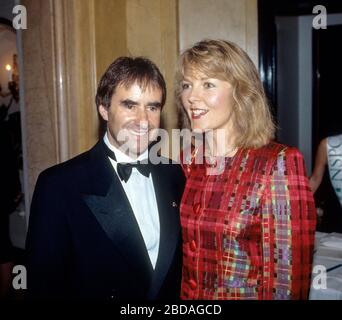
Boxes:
[190,123,206,132]
[191,126,212,134]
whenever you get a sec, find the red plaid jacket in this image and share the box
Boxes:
[180,142,316,300]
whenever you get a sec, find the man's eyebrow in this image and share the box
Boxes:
[120,99,162,108]
[120,99,138,106]
[147,101,162,108]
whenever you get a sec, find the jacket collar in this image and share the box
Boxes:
[82,140,181,298]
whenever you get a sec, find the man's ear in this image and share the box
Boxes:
[99,104,109,121]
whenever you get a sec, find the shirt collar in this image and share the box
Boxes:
[103,132,149,163]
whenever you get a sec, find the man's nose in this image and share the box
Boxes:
[136,108,148,123]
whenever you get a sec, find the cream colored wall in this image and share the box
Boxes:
[22,0,58,201]
[126,0,179,132]
[66,0,99,156]
[95,0,127,80]
[178,0,258,67]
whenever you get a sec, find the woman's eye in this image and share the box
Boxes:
[204,82,214,88]
[182,83,190,90]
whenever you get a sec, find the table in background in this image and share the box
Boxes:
[309,232,342,300]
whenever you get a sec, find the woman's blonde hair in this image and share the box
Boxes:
[175,39,275,149]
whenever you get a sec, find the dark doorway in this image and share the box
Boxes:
[258,0,342,125]
[313,24,342,147]
[312,24,342,233]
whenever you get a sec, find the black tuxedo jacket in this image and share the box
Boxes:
[26,140,185,300]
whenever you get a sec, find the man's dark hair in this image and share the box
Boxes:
[95,56,166,109]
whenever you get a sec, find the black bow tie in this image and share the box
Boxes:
[116,161,151,182]
[102,140,151,182]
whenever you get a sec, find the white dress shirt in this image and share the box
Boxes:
[104,133,160,269]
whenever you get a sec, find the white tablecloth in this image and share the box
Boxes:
[309,232,342,300]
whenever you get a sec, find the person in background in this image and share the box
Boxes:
[310,135,342,232]
[26,57,185,300]
[176,39,316,300]
[0,120,21,299]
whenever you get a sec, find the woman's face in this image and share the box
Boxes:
[180,69,235,133]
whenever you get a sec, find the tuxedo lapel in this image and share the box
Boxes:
[81,141,153,281]
[147,163,181,299]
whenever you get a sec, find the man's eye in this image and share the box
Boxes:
[204,82,214,88]
[125,104,134,109]
[148,106,159,112]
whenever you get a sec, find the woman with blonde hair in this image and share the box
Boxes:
[176,39,316,300]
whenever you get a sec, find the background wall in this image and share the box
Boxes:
[126,0,179,133]
[178,0,258,67]
[21,0,59,204]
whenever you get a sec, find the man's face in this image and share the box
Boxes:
[99,82,162,158]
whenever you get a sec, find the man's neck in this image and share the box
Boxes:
[103,132,148,162]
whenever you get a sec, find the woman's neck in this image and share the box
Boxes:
[204,128,237,158]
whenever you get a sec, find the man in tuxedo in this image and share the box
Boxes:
[26,57,185,300]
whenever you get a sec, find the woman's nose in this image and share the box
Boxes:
[187,86,201,104]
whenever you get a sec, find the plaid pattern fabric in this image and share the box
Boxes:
[180,142,316,300]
